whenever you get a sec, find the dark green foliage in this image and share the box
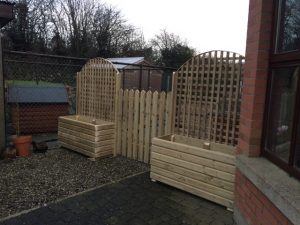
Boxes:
[161,44,195,68]
[49,32,67,56]
[151,29,195,69]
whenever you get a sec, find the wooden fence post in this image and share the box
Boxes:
[165,91,173,134]
[144,91,152,163]
[121,90,129,156]
[171,72,177,134]
[138,90,146,161]
[132,90,139,160]
[158,92,166,137]
[114,73,121,156]
[116,89,123,155]
[127,90,134,158]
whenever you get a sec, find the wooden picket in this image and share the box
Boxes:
[116,89,173,163]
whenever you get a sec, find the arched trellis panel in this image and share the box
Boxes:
[173,50,245,146]
[58,58,121,159]
[150,50,245,210]
[76,58,120,121]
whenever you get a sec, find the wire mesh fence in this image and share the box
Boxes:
[3,50,174,137]
[3,50,88,137]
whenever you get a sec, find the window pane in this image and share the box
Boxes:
[265,67,299,162]
[276,0,300,53]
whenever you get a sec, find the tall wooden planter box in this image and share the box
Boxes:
[58,115,114,159]
[150,134,236,209]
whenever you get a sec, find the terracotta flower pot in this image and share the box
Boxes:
[14,135,32,157]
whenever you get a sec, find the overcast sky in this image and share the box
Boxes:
[103,0,249,55]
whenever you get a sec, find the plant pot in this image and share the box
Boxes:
[14,135,32,157]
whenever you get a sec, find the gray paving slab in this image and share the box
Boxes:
[0,172,235,225]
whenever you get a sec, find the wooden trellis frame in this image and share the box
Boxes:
[58,58,121,159]
[150,50,245,210]
[173,50,244,146]
[76,58,119,121]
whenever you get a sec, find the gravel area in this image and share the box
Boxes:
[0,148,149,219]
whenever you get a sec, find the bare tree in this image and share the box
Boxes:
[3,0,177,61]
[92,4,136,57]
[58,0,96,56]
[150,29,194,68]
[151,29,185,50]
[3,0,53,52]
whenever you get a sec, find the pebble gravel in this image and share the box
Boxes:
[0,148,149,219]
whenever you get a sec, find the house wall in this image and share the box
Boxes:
[235,170,293,225]
[237,0,272,157]
[235,0,297,224]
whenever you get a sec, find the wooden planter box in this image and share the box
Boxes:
[150,134,236,209]
[58,115,115,159]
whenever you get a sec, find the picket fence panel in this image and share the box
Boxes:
[116,89,173,163]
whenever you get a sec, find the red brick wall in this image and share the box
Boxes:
[236,1,296,224]
[235,170,293,225]
[238,0,274,156]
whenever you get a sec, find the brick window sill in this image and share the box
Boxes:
[236,155,300,225]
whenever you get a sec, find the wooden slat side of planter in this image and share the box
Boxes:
[58,115,114,158]
[59,116,114,131]
[151,159,234,191]
[58,127,114,142]
[152,137,235,165]
[58,132,113,148]
[150,135,236,209]
[151,153,235,183]
[150,172,233,209]
[59,141,113,158]
[58,122,114,136]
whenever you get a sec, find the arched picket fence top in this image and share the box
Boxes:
[173,50,245,146]
[76,57,120,121]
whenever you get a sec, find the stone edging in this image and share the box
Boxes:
[236,155,300,225]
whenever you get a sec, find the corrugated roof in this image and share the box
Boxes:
[7,85,68,103]
[107,57,144,69]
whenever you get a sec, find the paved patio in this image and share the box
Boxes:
[0,172,235,225]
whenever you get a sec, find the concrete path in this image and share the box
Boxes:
[1,173,235,225]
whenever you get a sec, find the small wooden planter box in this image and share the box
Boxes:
[58,115,114,159]
[150,134,236,209]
